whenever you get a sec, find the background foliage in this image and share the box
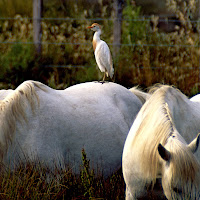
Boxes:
[0,0,199,96]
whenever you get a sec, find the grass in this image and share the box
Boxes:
[0,149,125,200]
[1,151,198,200]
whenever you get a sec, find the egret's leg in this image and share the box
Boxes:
[98,73,106,84]
[102,72,106,82]
[98,72,109,84]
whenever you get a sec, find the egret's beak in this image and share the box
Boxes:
[87,26,92,29]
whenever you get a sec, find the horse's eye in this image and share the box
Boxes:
[173,187,182,194]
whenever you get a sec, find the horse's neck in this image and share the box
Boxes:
[168,98,200,143]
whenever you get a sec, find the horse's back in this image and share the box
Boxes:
[64,82,143,126]
[0,89,14,100]
[190,94,200,102]
[129,86,150,104]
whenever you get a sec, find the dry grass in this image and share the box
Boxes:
[0,150,125,200]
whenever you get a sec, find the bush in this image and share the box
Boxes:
[1,43,34,84]
[0,0,32,17]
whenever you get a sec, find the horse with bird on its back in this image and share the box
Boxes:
[0,80,145,178]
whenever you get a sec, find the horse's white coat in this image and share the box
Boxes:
[129,87,150,104]
[1,81,143,177]
[190,93,200,102]
[122,85,200,199]
[0,89,13,99]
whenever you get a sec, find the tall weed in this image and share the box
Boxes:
[0,151,125,200]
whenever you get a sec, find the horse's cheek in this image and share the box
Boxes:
[161,166,172,199]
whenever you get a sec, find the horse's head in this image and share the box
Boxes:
[158,133,200,199]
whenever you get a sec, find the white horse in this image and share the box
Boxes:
[122,85,200,199]
[0,80,144,177]
[0,89,13,100]
[129,86,150,104]
[190,93,200,102]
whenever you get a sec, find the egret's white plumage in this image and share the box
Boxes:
[88,23,114,81]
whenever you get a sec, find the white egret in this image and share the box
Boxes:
[87,23,114,82]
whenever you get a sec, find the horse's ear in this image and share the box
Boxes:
[188,133,200,153]
[158,144,171,161]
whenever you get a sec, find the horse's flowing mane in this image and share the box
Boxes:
[167,135,200,187]
[129,86,150,104]
[132,85,199,184]
[0,80,46,163]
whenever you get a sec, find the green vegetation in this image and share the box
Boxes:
[0,0,32,17]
